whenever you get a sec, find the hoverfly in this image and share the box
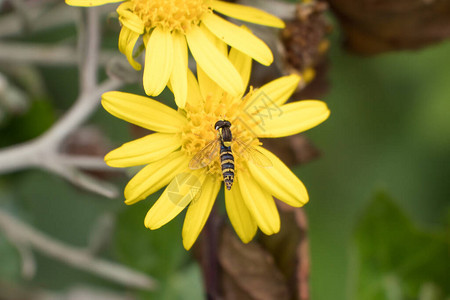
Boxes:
[189,120,272,190]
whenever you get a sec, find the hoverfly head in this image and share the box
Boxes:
[214,119,231,130]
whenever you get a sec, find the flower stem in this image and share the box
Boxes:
[202,205,222,300]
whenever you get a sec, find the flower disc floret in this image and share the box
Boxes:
[132,0,210,33]
[181,91,260,178]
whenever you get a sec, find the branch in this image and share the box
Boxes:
[0,42,118,66]
[47,163,119,199]
[55,154,116,171]
[8,0,33,33]
[0,7,124,198]
[0,79,120,170]
[0,210,158,291]
[39,78,121,150]
[78,7,100,93]
[0,2,116,38]
[0,1,47,38]
[0,79,122,197]
[0,281,139,300]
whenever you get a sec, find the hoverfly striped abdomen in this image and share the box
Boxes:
[215,120,235,190]
[220,144,235,190]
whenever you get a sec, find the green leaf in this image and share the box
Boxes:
[0,98,55,147]
[0,235,21,281]
[114,196,187,277]
[114,198,205,298]
[351,192,449,300]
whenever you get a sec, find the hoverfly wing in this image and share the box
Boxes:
[234,138,273,168]
[189,139,220,169]
[246,146,273,168]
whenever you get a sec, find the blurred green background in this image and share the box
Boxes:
[0,4,449,300]
[303,34,450,299]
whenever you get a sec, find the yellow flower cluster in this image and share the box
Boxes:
[66,0,330,249]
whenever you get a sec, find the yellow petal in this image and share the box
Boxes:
[248,147,308,207]
[211,0,285,28]
[225,178,257,243]
[200,23,228,56]
[117,3,145,34]
[143,28,173,96]
[229,44,252,92]
[105,133,181,168]
[170,32,188,109]
[246,75,301,111]
[196,24,227,100]
[202,13,273,66]
[251,100,330,138]
[186,26,244,96]
[238,171,280,235]
[118,24,128,54]
[118,26,141,70]
[186,69,203,108]
[66,0,122,7]
[197,65,223,101]
[102,91,186,133]
[145,170,204,229]
[182,175,221,250]
[124,151,188,204]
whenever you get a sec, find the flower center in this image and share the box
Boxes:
[131,0,211,33]
[181,91,261,180]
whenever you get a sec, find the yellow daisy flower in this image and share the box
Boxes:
[101,49,330,250]
[66,0,284,108]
